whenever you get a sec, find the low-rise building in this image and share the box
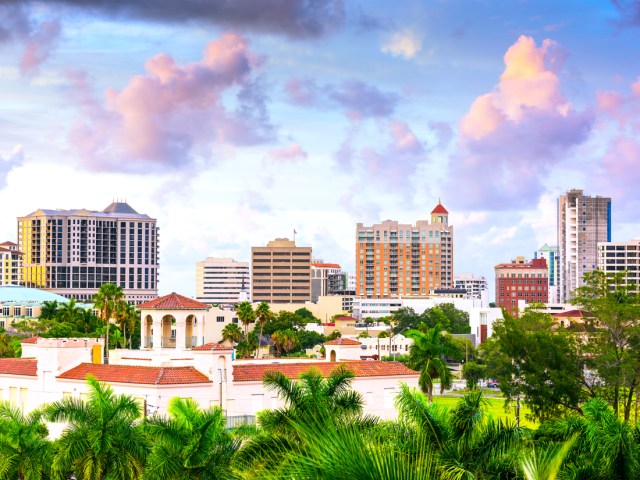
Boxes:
[0,241,23,286]
[597,239,640,292]
[495,257,549,315]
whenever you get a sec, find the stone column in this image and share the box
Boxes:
[152,314,162,350]
[175,314,187,350]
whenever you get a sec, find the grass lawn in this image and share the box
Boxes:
[432,394,538,429]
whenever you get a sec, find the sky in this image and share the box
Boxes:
[1,0,640,298]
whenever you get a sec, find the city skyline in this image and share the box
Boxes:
[1,1,639,297]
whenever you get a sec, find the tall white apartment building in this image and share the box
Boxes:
[454,272,488,299]
[597,239,640,292]
[17,202,159,304]
[0,241,23,286]
[557,189,611,302]
[195,257,250,305]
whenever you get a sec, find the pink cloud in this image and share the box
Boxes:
[449,35,593,210]
[68,33,274,173]
[267,143,308,162]
[19,19,61,76]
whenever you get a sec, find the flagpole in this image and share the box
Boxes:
[293,229,296,243]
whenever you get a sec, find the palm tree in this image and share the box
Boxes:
[142,397,239,479]
[39,300,59,320]
[92,283,125,362]
[0,403,51,480]
[45,375,148,479]
[58,298,82,326]
[254,302,272,358]
[406,325,461,401]
[258,364,366,433]
[395,385,525,479]
[115,302,138,349]
[271,330,285,357]
[235,301,255,339]
[281,328,299,356]
[221,323,242,344]
[520,436,577,480]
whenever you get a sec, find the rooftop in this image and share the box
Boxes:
[138,292,209,310]
[57,363,212,385]
[0,285,72,304]
[192,343,234,351]
[233,361,418,382]
[431,200,449,215]
[325,338,361,346]
[0,358,38,376]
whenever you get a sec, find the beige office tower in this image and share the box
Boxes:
[356,201,454,298]
[557,189,611,302]
[195,257,250,305]
[17,202,159,304]
[251,238,312,303]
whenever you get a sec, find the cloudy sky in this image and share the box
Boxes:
[1,0,639,298]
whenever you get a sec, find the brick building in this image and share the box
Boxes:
[495,257,548,315]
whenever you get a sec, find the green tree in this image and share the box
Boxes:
[221,323,242,344]
[0,403,51,480]
[434,303,471,334]
[573,270,640,420]
[483,308,585,421]
[45,375,148,479]
[395,386,525,479]
[462,361,485,390]
[58,298,83,325]
[327,330,342,341]
[281,328,300,355]
[142,397,238,479]
[298,330,326,350]
[92,283,125,363]
[235,301,255,339]
[39,300,59,320]
[254,302,272,358]
[115,302,138,349]
[406,326,462,401]
[258,365,367,433]
[294,307,317,322]
[0,332,20,358]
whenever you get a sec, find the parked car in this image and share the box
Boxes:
[487,380,499,388]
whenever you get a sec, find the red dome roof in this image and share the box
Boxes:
[431,201,448,214]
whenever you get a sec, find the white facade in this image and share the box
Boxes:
[557,189,611,302]
[352,298,403,319]
[597,239,640,292]
[195,257,250,305]
[454,272,488,300]
[0,241,22,286]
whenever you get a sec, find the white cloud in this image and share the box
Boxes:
[382,29,422,59]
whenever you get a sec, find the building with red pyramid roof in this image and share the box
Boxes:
[355,199,454,298]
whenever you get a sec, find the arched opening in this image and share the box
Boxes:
[144,315,153,348]
[185,314,196,348]
[330,350,337,362]
[161,315,177,348]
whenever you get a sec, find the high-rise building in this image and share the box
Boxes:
[597,239,640,292]
[0,241,23,286]
[311,260,344,302]
[17,201,159,303]
[454,272,488,299]
[534,244,559,303]
[251,238,312,304]
[495,257,548,315]
[355,201,453,298]
[558,189,611,302]
[195,257,250,305]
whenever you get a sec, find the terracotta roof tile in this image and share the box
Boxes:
[192,343,233,351]
[431,202,449,214]
[334,316,357,321]
[552,310,585,317]
[325,338,361,345]
[21,337,40,344]
[312,263,342,269]
[233,360,417,382]
[0,358,38,376]
[57,363,211,385]
[138,293,209,310]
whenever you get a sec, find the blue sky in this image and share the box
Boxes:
[1,0,639,297]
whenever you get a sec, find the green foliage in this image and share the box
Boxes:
[0,332,20,358]
[326,329,342,341]
[221,323,242,343]
[393,304,471,335]
[45,375,148,479]
[406,326,462,401]
[235,301,255,339]
[270,328,299,357]
[462,361,485,390]
[482,308,585,421]
[0,403,51,480]
[297,329,325,350]
[93,283,126,362]
[572,270,640,420]
[294,307,317,322]
[142,398,239,479]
